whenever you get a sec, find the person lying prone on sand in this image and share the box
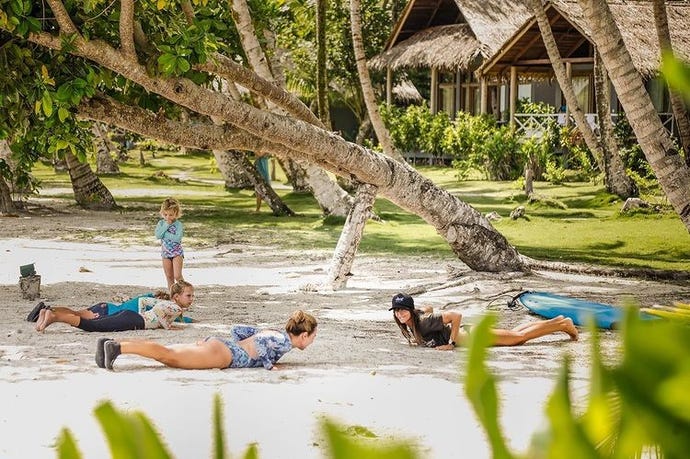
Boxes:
[389,293,578,350]
[35,281,194,333]
[27,291,194,324]
[96,310,318,371]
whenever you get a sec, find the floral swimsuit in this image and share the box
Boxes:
[207,325,293,370]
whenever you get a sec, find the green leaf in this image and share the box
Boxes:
[212,393,226,459]
[94,401,173,459]
[157,53,177,74]
[464,314,515,459]
[56,83,73,103]
[58,107,70,123]
[42,91,53,117]
[176,58,191,73]
[544,357,599,458]
[56,428,83,459]
[662,52,690,103]
[321,418,418,459]
[55,139,69,151]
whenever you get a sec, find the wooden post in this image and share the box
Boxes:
[455,70,461,117]
[510,66,518,128]
[19,275,41,300]
[480,77,488,114]
[386,67,392,105]
[430,67,438,114]
[565,61,572,127]
[464,73,471,112]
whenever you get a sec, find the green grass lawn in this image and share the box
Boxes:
[30,148,690,272]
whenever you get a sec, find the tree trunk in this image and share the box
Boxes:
[350,0,404,162]
[593,51,637,198]
[524,163,534,197]
[0,141,16,213]
[528,0,606,170]
[277,157,310,192]
[238,151,293,216]
[315,0,331,127]
[213,149,253,189]
[64,152,118,210]
[325,183,377,289]
[92,123,121,175]
[577,0,690,230]
[653,0,690,166]
[230,0,352,217]
[0,176,15,214]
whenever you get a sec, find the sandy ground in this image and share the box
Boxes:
[2,204,689,458]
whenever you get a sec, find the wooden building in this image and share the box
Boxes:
[369,0,531,117]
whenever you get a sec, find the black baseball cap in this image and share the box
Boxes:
[389,293,415,311]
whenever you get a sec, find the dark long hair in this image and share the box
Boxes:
[393,309,426,346]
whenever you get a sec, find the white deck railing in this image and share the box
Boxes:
[514,112,676,139]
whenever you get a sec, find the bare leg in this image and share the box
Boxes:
[255,195,262,212]
[36,308,81,332]
[512,315,565,333]
[50,306,99,319]
[119,339,232,369]
[172,255,184,283]
[491,316,578,346]
[162,258,174,290]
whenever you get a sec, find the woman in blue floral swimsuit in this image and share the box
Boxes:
[96,310,317,371]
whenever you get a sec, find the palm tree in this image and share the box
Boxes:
[576,0,690,232]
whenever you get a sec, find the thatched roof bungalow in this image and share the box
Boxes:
[369,0,531,116]
[477,0,690,126]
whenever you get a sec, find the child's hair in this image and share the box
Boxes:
[286,310,317,336]
[170,280,193,297]
[153,290,170,300]
[160,197,182,218]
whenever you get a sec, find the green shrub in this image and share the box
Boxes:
[443,113,523,180]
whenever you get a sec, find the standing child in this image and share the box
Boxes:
[155,197,184,290]
[254,154,270,212]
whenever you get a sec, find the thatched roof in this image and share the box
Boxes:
[393,79,423,102]
[369,0,530,72]
[553,0,690,80]
[479,0,690,81]
[369,24,485,72]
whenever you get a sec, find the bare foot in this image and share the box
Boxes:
[35,308,47,331]
[562,317,579,341]
[81,310,99,320]
[36,309,57,332]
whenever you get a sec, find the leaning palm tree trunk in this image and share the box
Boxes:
[350,0,403,162]
[325,183,377,289]
[64,152,118,210]
[593,51,637,197]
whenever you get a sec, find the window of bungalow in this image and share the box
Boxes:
[646,78,671,113]
[438,71,457,117]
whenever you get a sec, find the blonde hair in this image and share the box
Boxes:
[160,197,182,218]
[170,279,193,297]
[285,310,317,336]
